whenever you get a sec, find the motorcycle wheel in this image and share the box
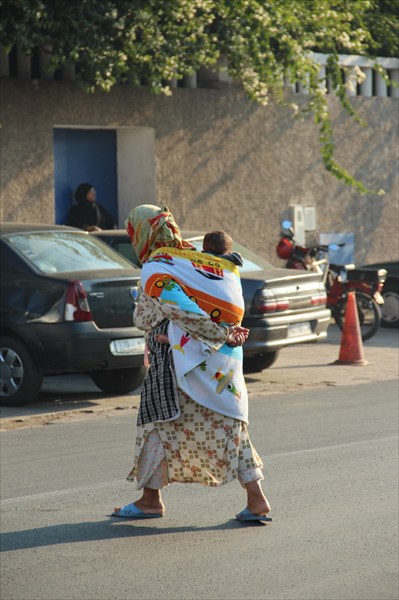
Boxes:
[334,291,382,341]
[91,366,147,395]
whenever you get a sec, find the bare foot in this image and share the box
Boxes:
[247,497,271,516]
[245,480,271,516]
[131,498,165,515]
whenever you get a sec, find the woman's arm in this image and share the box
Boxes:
[135,279,248,348]
[133,293,166,332]
[134,288,228,351]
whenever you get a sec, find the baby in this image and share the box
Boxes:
[155,230,246,346]
[202,230,243,267]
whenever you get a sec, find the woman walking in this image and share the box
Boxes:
[113,204,271,522]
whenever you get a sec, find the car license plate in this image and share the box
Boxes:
[110,338,145,356]
[287,322,311,338]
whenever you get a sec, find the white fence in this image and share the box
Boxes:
[310,52,399,98]
[1,46,398,98]
[203,53,399,98]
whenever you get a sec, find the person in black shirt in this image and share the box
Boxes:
[66,182,116,231]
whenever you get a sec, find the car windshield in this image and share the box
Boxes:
[100,235,273,272]
[5,231,133,274]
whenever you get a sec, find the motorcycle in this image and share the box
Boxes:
[276,220,387,341]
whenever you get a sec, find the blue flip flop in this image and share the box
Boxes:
[236,507,272,522]
[112,502,163,519]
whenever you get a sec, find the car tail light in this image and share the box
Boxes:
[64,281,92,322]
[253,289,289,313]
[311,291,327,306]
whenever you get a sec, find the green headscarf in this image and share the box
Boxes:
[125,204,194,265]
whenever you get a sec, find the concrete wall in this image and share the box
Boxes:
[0,78,398,265]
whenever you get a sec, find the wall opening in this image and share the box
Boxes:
[53,126,156,227]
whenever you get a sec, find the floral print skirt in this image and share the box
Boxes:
[127,392,264,489]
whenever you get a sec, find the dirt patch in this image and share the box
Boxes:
[0,403,139,431]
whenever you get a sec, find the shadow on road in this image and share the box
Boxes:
[0,517,268,552]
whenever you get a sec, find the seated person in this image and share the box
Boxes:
[66,182,116,232]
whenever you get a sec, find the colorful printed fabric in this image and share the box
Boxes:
[134,292,228,353]
[134,293,229,425]
[139,245,248,422]
[127,393,264,488]
[125,204,194,265]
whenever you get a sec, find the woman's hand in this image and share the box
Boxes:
[155,333,169,345]
[226,325,250,347]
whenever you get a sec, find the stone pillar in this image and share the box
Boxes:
[360,67,373,97]
[39,47,54,79]
[375,71,387,97]
[346,68,357,96]
[61,64,76,81]
[318,64,327,93]
[183,72,197,88]
[166,79,178,89]
[390,69,399,98]
[283,75,295,92]
[16,44,31,78]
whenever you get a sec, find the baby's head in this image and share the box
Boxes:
[203,230,233,256]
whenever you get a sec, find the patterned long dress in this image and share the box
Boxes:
[126,294,264,490]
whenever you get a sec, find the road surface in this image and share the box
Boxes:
[1,375,398,599]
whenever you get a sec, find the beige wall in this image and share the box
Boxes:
[116,126,157,224]
[0,78,398,265]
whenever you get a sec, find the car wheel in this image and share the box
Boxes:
[243,351,280,373]
[381,285,399,328]
[0,336,43,406]
[91,366,147,395]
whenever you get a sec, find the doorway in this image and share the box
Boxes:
[53,126,156,227]
[53,128,118,226]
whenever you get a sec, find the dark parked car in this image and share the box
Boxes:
[360,261,399,328]
[0,223,147,406]
[92,230,331,372]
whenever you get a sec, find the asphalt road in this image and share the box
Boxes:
[1,375,398,600]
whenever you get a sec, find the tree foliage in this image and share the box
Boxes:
[1,0,398,194]
[362,0,399,58]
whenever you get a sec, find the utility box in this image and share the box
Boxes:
[289,205,305,245]
[304,206,316,231]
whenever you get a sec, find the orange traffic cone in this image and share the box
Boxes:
[334,291,368,366]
